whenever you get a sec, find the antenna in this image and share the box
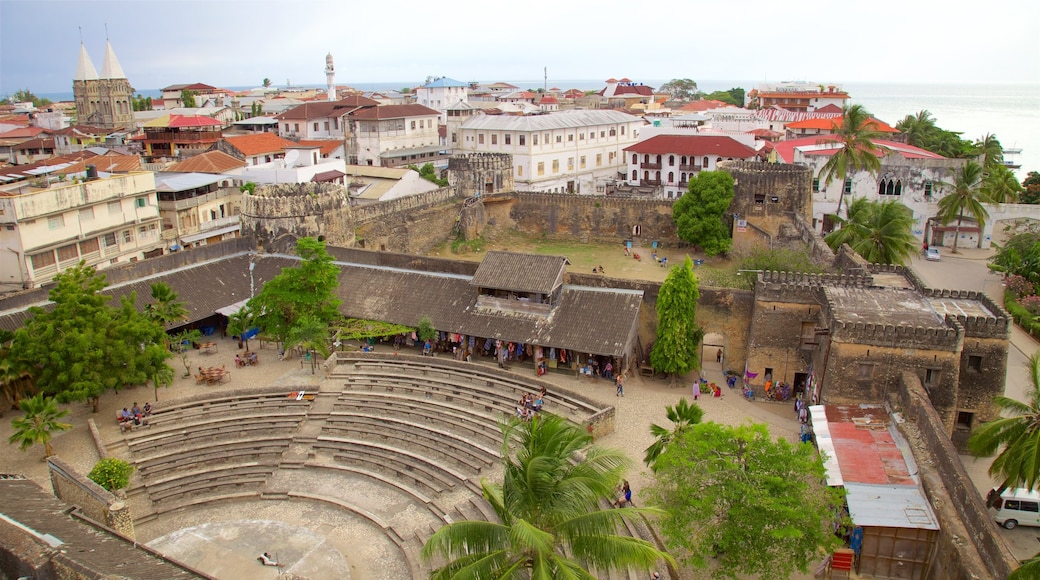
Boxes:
[544,67,547,92]
[78,26,83,43]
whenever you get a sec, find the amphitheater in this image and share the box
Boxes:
[90,345,689,580]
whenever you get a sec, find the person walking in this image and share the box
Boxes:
[716,348,723,364]
[692,379,701,400]
[615,374,624,397]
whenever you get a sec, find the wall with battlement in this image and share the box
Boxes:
[241,182,356,252]
[48,457,135,541]
[754,270,872,304]
[353,188,459,254]
[352,187,456,225]
[509,192,681,245]
[831,319,961,350]
[721,161,813,236]
[448,153,515,198]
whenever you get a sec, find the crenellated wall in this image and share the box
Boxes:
[240,182,356,252]
[353,188,459,254]
[831,319,961,350]
[508,192,680,245]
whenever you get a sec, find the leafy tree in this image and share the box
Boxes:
[131,94,152,111]
[985,165,1023,203]
[937,160,991,253]
[644,397,704,470]
[262,78,272,88]
[1,89,52,108]
[0,329,33,412]
[416,315,436,343]
[975,133,1004,170]
[287,314,331,374]
[968,351,1040,496]
[824,198,918,265]
[1022,171,1040,205]
[1011,553,1040,579]
[896,110,938,149]
[11,263,164,412]
[8,393,71,458]
[703,88,746,107]
[818,104,884,217]
[408,163,448,186]
[659,78,698,101]
[334,319,414,343]
[422,414,674,578]
[249,237,342,345]
[673,170,735,256]
[170,329,203,377]
[645,422,845,579]
[650,256,704,379]
[145,282,187,333]
[88,457,135,492]
[180,89,197,108]
[239,181,256,194]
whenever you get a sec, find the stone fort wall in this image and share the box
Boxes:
[48,457,135,541]
[241,182,356,253]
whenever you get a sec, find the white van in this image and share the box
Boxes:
[989,488,1040,529]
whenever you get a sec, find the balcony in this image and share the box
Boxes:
[142,130,222,142]
[678,164,702,171]
[642,179,662,186]
[639,162,661,170]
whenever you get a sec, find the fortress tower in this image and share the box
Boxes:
[72,39,134,130]
[325,53,336,102]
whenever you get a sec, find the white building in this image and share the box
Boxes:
[0,171,163,290]
[349,104,444,168]
[238,144,349,185]
[415,77,469,124]
[155,172,243,250]
[456,110,644,194]
[623,134,761,199]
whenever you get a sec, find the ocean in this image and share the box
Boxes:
[38,80,1040,176]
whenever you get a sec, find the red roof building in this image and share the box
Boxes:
[623,135,760,198]
[222,133,298,165]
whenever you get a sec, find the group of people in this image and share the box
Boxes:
[118,401,152,430]
[592,265,606,274]
[234,352,258,367]
[612,480,632,508]
[691,378,723,400]
[515,388,546,421]
[763,379,791,402]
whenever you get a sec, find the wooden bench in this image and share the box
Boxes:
[313,436,469,496]
[322,412,497,474]
[145,400,312,427]
[149,393,312,417]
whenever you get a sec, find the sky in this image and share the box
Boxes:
[1,0,1039,97]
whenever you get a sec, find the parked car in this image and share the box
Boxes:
[924,247,941,261]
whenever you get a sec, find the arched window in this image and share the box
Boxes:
[878,180,886,195]
[644,154,650,164]
[681,156,687,166]
[886,181,895,195]
[716,157,722,165]
[655,171,661,181]
[632,153,637,164]
[668,172,674,183]
[894,180,902,196]
[702,156,709,167]
[681,173,686,183]
[643,171,649,181]
[632,170,637,180]
[668,155,675,166]
[656,155,662,164]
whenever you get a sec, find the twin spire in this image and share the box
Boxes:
[74,39,127,81]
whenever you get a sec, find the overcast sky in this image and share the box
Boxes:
[2,0,1039,96]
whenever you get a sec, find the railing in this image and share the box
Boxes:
[639,162,661,170]
[678,164,701,171]
[641,179,662,186]
[142,130,222,142]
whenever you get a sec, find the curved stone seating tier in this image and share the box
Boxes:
[334,390,504,448]
[322,411,499,474]
[126,414,305,454]
[141,462,274,507]
[133,436,294,479]
[144,396,313,427]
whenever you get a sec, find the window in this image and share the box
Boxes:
[632,170,637,180]
[79,207,94,222]
[857,364,874,380]
[632,154,637,164]
[491,134,497,145]
[313,122,319,131]
[956,411,975,430]
[596,153,602,166]
[532,134,538,146]
[505,134,511,145]
[924,182,934,197]
[48,215,65,230]
[420,120,424,129]
[30,251,56,270]
[57,244,78,262]
[544,133,550,144]
[556,135,562,143]
[600,131,605,138]
[294,123,300,132]
[411,121,416,130]
[812,178,820,192]
[579,133,584,140]
[79,238,100,255]
[324,121,330,131]
[517,165,523,176]
[102,232,117,247]
[567,158,574,170]
[667,171,674,183]
[284,123,290,132]
[519,135,525,146]
[478,134,484,145]
[703,156,709,168]
[620,126,626,135]
[580,156,586,169]
[669,155,675,166]
[568,134,574,142]
[123,229,134,244]
[925,368,940,386]
[968,355,983,371]
[537,162,544,176]
[844,178,852,194]
[135,197,147,208]
[552,160,559,173]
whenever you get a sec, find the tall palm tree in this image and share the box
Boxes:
[975,133,1004,170]
[422,415,674,578]
[984,165,1023,204]
[937,161,991,253]
[968,351,1040,498]
[227,306,256,352]
[824,198,918,265]
[145,282,188,352]
[8,393,72,458]
[818,104,884,217]
[896,109,937,149]
[644,397,704,470]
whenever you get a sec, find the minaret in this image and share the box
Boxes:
[325,53,336,102]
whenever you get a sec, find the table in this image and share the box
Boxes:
[199,341,218,354]
[197,366,229,384]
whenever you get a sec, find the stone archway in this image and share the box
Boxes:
[701,332,726,373]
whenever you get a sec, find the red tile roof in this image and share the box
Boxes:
[275,96,379,121]
[815,104,843,114]
[0,126,47,139]
[225,133,297,156]
[623,135,759,158]
[349,104,440,120]
[166,150,247,173]
[13,137,55,150]
[167,114,222,128]
[59,154,142,174]
[772,136,946,163]
[539,95,559,104]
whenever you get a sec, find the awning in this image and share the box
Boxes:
[215,298,250,317]
[181,224,240,244]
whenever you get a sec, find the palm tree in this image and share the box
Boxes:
[896,110,937,149]
[937,161,991,253]
[8,393,72,458]
[644,397,704,470]
[145,282,188,352]
[227,306,256,352]
[985,165,1023,204]
[818,104,884,217]
[422,414,674,578]
[975,133,1004,170]
[968,351,1040,497]
[824,198,919,265]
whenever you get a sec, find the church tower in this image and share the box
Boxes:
[72,39,134,130]
[325,53,336,102]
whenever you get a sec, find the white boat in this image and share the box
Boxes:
[1002,148,1022,170]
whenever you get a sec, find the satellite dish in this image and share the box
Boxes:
[283,149,300,167]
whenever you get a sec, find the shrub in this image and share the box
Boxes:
[88,458,135,492]
[1022,295,1040,317]
[1007,275,1035,300]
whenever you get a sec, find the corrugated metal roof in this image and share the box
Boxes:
[180,224,240,243]
[459,109,642,132]
[470,251,567,294]
[844,483,939,530]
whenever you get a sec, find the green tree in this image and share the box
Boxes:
[650,256,704,379]
[1022,171,1040,205]
[1,89,52,108]
[180,89,197,108]
[131,94,153,111]
[88,457,135,492]
[703,88,745,106]
[407,163,448,186]
[937,160,991,253]
[145,282,187,334]
[170,329,203,377]
[824,198,918,265]
[249,237,342,345]
[984,165,1022,204]
[1011,553,1040,579]
[990,231,1040,283]
[262,78,272,88]
[968,351,1040,496]
[287,314,331,374]
[8,393,71,458]
[896,110,938,149]
[645,422,845,579]
[644,397,704,470]
[110,294,173,402]
[659,78,698,101]
[226,305,257,352]
[422,414,674,578]
[818,104,884,217]
[416,315,436,343]
[673,170,735,256]
[0,329,32,412]
[975,133,1004,170]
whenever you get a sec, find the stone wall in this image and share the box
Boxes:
[721,161,813,236]
[447,153,515,197]
[241,182,356,252]
[891,372,1017,580]
[48,457,135,541]
[508,192,680,245]
[353,188,459,254]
